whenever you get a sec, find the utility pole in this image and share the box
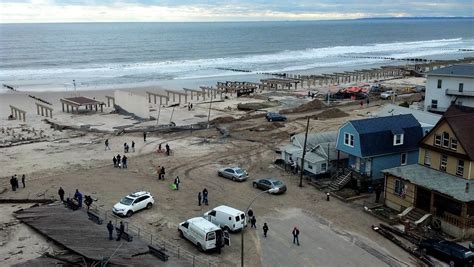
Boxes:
[207,96,213,128]
[156,104,161,125]
[299,116,310,187]
[73,79,77,96]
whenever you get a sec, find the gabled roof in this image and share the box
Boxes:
[423,105,474,160]
[349,114,423,157]
[376,104,441,127]
[427,64,474,78]
[383,164,474,202]
[292,131,338,150]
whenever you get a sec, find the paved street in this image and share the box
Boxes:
[257,208,409,267]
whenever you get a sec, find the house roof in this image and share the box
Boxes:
[442,105,474,160]
[292,142,348,163]
[376,104,441,126]
[427,64,474,78]
[383,164,474,202]
[349,114,423,157]
[292,131,338,150]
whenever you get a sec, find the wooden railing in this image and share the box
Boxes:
[434,210,474,228]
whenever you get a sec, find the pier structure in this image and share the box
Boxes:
[146,91,169,105]
[35,103,53,118]
[9,105,27,121]
[105,95,115,107]
[260,78,300,90]
[183,88,207,101]
[200,86,224,100]
[60,96,104,113]
[165,90,188,104]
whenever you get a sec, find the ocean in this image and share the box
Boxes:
[0,18,473,92]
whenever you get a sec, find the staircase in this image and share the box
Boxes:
[398,207,432,227]
[328,171,352,192]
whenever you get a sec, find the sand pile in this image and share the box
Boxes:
[281,99,325,114]
[315,108,349,119]
[210,116,237,124]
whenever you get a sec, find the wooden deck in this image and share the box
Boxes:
[15,204,189,266]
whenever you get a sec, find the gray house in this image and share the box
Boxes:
[281,131,348,176]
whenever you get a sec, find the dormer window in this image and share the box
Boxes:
[393,134,404,146]
[434,134,441,146]
[344,132,354,147]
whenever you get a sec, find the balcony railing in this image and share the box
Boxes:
[426,105,448,113]
[445,89,474,97]
[432,209,474,229]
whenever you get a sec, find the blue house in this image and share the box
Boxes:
[336,114,423,185]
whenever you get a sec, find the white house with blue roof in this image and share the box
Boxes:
[336,114,423,185]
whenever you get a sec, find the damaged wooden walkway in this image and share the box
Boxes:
[15,204,189,266]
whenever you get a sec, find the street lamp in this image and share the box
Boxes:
[241,187,279,267]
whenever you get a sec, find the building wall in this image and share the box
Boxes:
[425,75,474,111]
[421,122,467,155]
[114,90,150,119]
[384,174,416,212]
[419,148,473,180]
[336,123,362,157]
[370,151,418,180]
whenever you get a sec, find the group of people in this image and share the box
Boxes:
[113,154,128,168]
[197,188,209,206]
[246,209,300,245]
[9,174,25,191]
[123,141,135,153]
[187,103,193,111]
[157,166,166,180]
[107,221,125,241]
[157,143,172,156]
[61,188,83,210]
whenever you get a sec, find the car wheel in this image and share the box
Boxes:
[218,172,222,177]
[178,230,184,238]
[197,243,204,252]
[146,203,153,209]
[449,260,455,267]
[269,118,273,122]
[253,182,257,188]
[126,210,133,217]
[232,177,236,181]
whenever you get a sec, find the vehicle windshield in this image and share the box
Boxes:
[120,197,134,206]
[235,169,243,174]
[272,180,283,186]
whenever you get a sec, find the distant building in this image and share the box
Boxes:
[376,104,441,134]
[336,114,423,186]
[383,105,474,239]
[281,131,347,177]
[425,64,474,113]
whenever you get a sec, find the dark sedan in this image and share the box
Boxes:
[419,239,474,267]
[252,178,287,194]
[266,112,287,122]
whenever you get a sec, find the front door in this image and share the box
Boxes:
[415,186,431,212]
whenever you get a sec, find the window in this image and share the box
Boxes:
[235,216,240,222]
[450,138,458,150]
[437,79,442,88]
[206,232,216,241]
[393,134,404,146]
[401,153,407,165]
[423,150,431,166]
[394,179,405,197]
[442,132,450,148]
[208,210,216,216]
[434,134,441,146]
[308,164,313,170]
[344,133,354,147]
[431,99,438,109]
[459,83,464,92]
[440,154,448,172]
[456,160,464,177]
[321,163,327,172]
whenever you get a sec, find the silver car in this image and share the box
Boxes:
[218,167,248,181]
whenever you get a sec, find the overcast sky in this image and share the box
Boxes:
[1,0,473,23]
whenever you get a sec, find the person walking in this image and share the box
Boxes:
[292,226,300,246]
[198,192,202,206]
[247,209,254,223]
[117,221,124,241]
[116,154,121,168]
[160,167,165,180]
[58,187,65,202]
[10,176,15,191]
[251,216,257,229]
[107,221,114,240]
[13,175,18,191]
[202,188,208,205]
[143,132,147,142]
[21,174,25,188]
[165,144,170,156]
[74,189,83,208]
[105,139,110,150]
[174,176,180,190]
[122,155,128,169]
[113,156,117,167]
[263,223,269,238]
[131,141,135,152]
[366,97,370,107]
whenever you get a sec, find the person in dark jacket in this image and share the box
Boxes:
[10,176,15,191]
[174,176,180,190]
[74,189,83,208]
[251,216,257,229]
[198,192,202,206]
[165,144,170,156]
[143,132,147,142]
[292,226,300,246]
[107,221,114,240]
[122,155,127,169]
[131,141,135,152]
[113,156,117,167]
[58,187,65,202]
[202,188,208,205]
[263,223,269,238]
[160,166,165,180]
[21,174,25,188]
[116,154,121,168]
[247,209,254,223]
[117,221,124,241]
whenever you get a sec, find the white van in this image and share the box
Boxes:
[203,205,246,232]
[178,217,230,252]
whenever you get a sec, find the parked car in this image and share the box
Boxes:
[112,191,154,217]
[419,239,474,267]
[178,217,230,252]
[218,167,248,181]
[380,90,397,99]
[266,112,287,122]
[203,205,246,231]
[252,178,287,194]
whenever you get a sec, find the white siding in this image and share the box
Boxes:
[425,75,474,111]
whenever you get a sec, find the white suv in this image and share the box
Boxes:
[112,191,154,217]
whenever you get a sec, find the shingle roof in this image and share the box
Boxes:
[443,105,474,160]
[350,114,423,157]
[292,131,338,149]
[383,164,474,202]
[427,64,474,78]
[376,104,441,126]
